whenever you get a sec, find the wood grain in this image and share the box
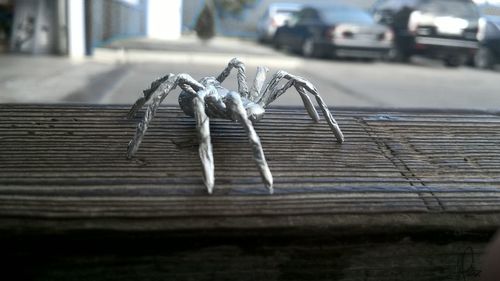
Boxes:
[0,104,499,233]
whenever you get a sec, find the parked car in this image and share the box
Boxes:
[372,0,480,67]
[257,2,302,43]
[272,3,393,60]
[474,14,500,69]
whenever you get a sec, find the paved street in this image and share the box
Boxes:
[1,36,499,111]
[99,57,500,111]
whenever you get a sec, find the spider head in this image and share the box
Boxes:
[246,103,265,123]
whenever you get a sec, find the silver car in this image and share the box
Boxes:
[257,2,303,42]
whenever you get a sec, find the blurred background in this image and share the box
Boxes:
[0,0,499,109]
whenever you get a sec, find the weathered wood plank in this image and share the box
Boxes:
[0,104,499,233]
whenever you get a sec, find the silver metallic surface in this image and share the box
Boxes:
[250,66,269,100]
[193,89,215,194]
[225,92,273,193]
[127,58,344,194]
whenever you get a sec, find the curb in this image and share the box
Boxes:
[93,48,303,68]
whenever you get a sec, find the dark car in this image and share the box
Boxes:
[272,4,393,59]
[475,15,500,69]
[372,0,480,67]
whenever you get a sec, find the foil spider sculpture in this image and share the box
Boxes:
[127,58,344,194]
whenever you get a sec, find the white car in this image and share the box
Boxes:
[257,2,303,42]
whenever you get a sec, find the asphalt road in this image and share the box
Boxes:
[99,54,500,111]
[2,37,499,111]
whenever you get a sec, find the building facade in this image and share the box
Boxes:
[5,0,182,56]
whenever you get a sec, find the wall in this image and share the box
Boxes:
[86,0,147,52]
[147,0,182,39]
[9,0,61,54]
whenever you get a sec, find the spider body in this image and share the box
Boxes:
[127,58,344,194]
[178,77,265,123]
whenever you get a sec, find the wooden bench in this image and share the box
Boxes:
[1,104,499,280]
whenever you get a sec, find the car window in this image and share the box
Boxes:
[296,8,319,24]
[321,7,375,25]
[485,18,500,37]
[419,0,480,18]
[287,10,301,26]
[267,7,298,26]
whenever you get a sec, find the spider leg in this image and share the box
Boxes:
[127,74,205,158]
[258,71,344,144]
[296,85,321,123]
[127,74,172,119]
[224,92,273,194]
[249,66,269,101]
[127,74,204,119]
[291,76,344,144]
[216,58,250,99]
[193,89,215,194]
[258,71,320,122]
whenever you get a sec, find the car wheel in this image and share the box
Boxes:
[475,47,495,70]
[361,58,376,63]
[443,55,464,67]
[388,47,411,63]
[272,35,282,50]
[301,37,317,57]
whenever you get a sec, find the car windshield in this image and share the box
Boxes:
[420,0,480,18]
[320,7,375,25]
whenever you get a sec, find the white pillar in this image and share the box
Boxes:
[67,0,86,57]
[147,0,182,40]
